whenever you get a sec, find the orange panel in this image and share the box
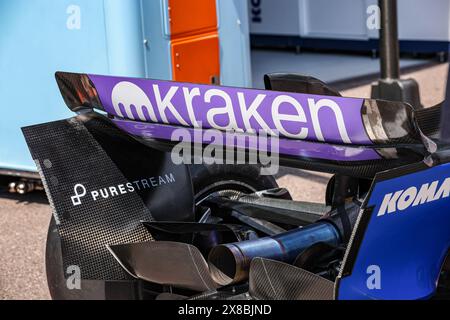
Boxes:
[171,33,220,84]
[168,0,218,38]
[168,0,220,84]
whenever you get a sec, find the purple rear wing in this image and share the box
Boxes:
[55,72,428,146]
[54,72,434,174]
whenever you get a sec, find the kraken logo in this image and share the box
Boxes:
[111,81,157,122]
[108,79,353,144]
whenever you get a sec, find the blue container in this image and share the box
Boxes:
[0,0,251,176]
[0,1,145,174]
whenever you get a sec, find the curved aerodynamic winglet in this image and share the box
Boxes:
[107,241,219,292]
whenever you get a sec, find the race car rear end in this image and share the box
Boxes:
[22,71,450,300]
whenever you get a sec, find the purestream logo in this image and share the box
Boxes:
[70,174,176,206]
[377,178,450,216]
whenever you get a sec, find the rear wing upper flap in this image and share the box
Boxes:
[55,72,102,112]
[55,71,431,151]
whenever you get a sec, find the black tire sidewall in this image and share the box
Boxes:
[189,164,278,198]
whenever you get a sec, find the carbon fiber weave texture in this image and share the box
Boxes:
[23,117,154,280]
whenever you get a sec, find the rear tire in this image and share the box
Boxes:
[46,217,106,299]
[189,164,278,200]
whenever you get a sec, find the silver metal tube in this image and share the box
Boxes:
[208,221,341,285]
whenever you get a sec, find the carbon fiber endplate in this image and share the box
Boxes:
[22,115,192,280]
[249,258,334,300]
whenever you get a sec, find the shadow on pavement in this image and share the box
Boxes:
[0,187,48,205]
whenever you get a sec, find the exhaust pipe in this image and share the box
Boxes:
[208,202,360,285]
[208,221,340,285]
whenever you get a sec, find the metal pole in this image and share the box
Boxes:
[379,0,400,79]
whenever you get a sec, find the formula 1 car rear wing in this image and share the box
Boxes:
[56,72,434,147]
[55,72,439,178]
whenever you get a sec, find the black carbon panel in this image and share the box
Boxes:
[80,115,195,223]
[22,117,154,280]
[249,258,334,300]
[135,135,424,179]
[416,104,441,136]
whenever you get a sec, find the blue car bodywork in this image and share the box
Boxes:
[338,161,450,299]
